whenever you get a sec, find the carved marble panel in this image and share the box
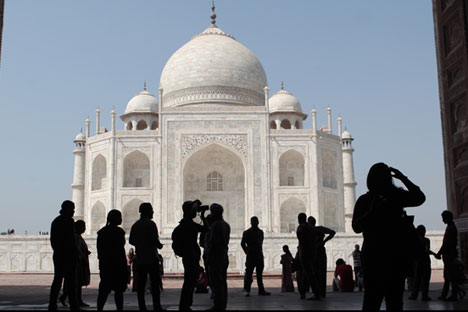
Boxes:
[447,60,464,88]
[181,134,247,160]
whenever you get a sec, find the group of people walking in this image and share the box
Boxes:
[47,162,466,311]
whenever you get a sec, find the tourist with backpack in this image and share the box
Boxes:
[171,200,208,311]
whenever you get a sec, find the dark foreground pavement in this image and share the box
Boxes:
[0,272,467,310]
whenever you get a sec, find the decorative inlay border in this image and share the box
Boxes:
[181,134,248,160]
[277,145,306,157]
[163,86,265,107]
[278,193,308,207]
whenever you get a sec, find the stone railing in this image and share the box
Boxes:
[0,232,445,273]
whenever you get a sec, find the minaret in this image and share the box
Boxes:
[326,106,332,134]
[342,129,357,232]
[72,131,86,220]
[337,116,343,137]
[96,108,101,135]
[109,108,116,211]
[311,107,317,136]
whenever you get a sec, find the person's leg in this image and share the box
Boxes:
[440,261,450,299]
[410,261,422,299]
[319,251,327,298]
[148,262,163,310]
[97,282,110,311]
[49,258,65,310]
[421,263,431,300]
[179,258,198,310]
[361,264,384,310]
[243,257,255,294]
[137,264,149,310]
[64,265,79,310]
[384,273,405,311]
[114,291,124,311]
[221,259,228,310]
[256,257,268,295]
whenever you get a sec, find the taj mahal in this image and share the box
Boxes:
[71,9,357,237]
[0,6,445,273]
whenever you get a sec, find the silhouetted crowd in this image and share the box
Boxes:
[47,162,466,311]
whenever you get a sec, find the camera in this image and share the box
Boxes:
[196,205,209,213]
[192,199,209,213]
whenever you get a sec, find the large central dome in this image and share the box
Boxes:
[159,24,268,108]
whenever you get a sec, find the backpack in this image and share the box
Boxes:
[171,223,185,257]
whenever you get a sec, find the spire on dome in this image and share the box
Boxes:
[144,80,147,91]
[281,81,284,90]
[211,1,216,25]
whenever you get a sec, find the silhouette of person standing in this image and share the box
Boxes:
[205,203,231,310]
[59,220,90,308]
[436,210,461,301]
[280,245,295,293]
[349,244,362,291]
[174,200,207,311]
[353,163,425,310]
[48,200,79,311]
[308,216,335,298]
[129,203,164,311]
[409,225,434,301]
[241,216,270,297]
[296,213,320,300]
[96,210,128,311]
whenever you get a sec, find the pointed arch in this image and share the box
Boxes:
[280,197,306,233]
[279,149,305,186]
[136,120,147,130]
[123,150,150,187]
[270,120,277,129]
[92,154,107,191]
[91,201,106,234]
[280,119,291,129]
[122,198,144,233]
[183,143,245,233]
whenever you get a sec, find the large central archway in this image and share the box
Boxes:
[183,143,246,233]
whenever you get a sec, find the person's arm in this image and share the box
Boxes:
[390,167,426,207]
[152,222,163,249]
[352,194,373,234]
[317,226,336,245]
[240,231,248,254]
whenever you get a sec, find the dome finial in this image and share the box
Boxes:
[211,0,216,25]
[281,80,284,90]
[144,80,147,91]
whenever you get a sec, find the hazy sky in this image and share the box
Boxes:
[0,0,446,233]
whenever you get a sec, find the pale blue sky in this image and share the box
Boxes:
[0,0,445,233]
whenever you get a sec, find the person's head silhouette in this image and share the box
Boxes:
[139,203,154,219]
[416,224,426,237]
[209,203,223,219]
[308,216,316,226]
[441,210,453,224]
[250,216,259,228]
[366,162,393,194]
[182,201,197,219]
[298,212,307,225]
[282,245,290,253]
[355,244,360,251]
[75,220,86,234]
[336,258,346,266]
[60,200,75,218]
[107,209,122,226]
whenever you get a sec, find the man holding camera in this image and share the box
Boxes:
[174,200,208,311]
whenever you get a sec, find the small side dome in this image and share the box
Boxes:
[74,132,86,142]
[269,89,303,114]
[125,90,158,114]
[342,130,353,139]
